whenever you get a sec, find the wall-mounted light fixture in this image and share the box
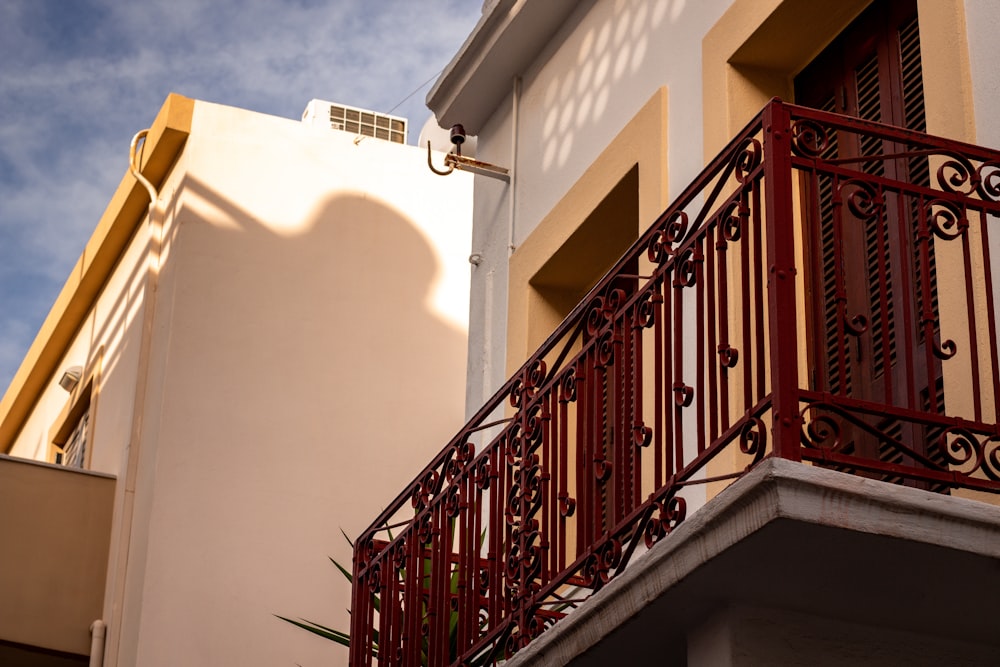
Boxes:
[428,124,510,182]
[58,366,83,393]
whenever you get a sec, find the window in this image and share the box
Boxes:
[49,368,97,470]
[54,411,88,468]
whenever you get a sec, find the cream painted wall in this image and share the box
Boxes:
[0,456,114,656]
[107,101,473,667]
[7,219,151,472]
[463,0,734,404]
[6,98,472,666]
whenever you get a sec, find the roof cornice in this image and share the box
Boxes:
[426,0,582,134]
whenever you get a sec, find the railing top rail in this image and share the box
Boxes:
[358,102,775,541]
[358,97,1000,542]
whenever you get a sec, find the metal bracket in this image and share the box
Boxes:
[427,141,510,182]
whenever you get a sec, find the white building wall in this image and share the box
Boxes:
[464,0,733,403]
[965,0,1000,150]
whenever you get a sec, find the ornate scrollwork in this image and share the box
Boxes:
[673,250,699,288]
[934,153,1000,201]
[474,457,492,490]
[936,152,979,197]
[505,482,522,527]
[648,211,689,264]
[581,539,622,590]
[800,409,845,452]
[987,438,1000,482]
[596,330,617,368]
[446,440,476,481]
[926,199,967,241]
[790,118,832,158]
[522,459,544,520]
[526,358,547,392]
[636,289,662,329]
[416,513,433,544]
[504,624,528,658]
[505,524,541,581]
[604,288,626,315]
[392,540,407,571]
[933,428,1000,481]
[523,404,545,448]
[844,313,869,336]
[839,178,883,220]
[510,359,548,408]
[936,427,981,470]
[643,493,687,548]
[739,416,767,463]
[355,533,378,568]
[558,366,579,403]
[673,382,694,407]
[932,337,957,360]
[980,161,1000,201]
[586,295,610,337]
[411,469,440,510]
[718,344,739,368]
[559,493,577,518]
[478,566,491,596]
[526,608,558,640]
[368,561,382,595]
[733,137,763,183]
[720,197,748,244]
[445,485,462,518]
[505,425,524,465]
[594,457,613,482]
[632,422,653,448]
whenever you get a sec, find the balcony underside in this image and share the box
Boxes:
[504,458,1000,666]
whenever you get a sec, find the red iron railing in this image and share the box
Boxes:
[350,99,1000,665]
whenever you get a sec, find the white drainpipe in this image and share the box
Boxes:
[89,619,106,667]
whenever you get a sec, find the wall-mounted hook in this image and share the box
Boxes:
[428,141,456,176]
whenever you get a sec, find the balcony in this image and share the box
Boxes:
[0,454,114,662]
[350,99,1000,665]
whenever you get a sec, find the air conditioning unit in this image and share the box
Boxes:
[301,99,407,144]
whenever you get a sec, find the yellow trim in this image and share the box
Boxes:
[702,0,975,161]
[506,88,669,374]
[0,94,194,453]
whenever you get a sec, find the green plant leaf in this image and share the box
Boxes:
[274,615,351,647]
[329,556,353,584]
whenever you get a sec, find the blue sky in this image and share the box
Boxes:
[0,0,482,392]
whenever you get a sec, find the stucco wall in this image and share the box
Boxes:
[103,101,473,667]
[4,97,472,666]
[0,455,114,656]
[463,0,734,405]
[965,0,1000,150]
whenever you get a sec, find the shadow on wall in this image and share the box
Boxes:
[122,174,468,665]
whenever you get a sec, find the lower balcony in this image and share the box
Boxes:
[0,454,114,663]
[350,99,1000,665]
